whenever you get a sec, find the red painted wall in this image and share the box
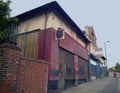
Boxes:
[59,32,88,60]
[38,28,59,80]
[38,28,89,81]
[38,28,88,61]
[38,29,52,61]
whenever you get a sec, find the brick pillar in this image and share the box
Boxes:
[0,43,21,93]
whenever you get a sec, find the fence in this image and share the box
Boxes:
[1,21,40,59]
[17,29,40,58]
[4,22,19,44]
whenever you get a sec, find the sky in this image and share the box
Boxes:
[9,0,120,68]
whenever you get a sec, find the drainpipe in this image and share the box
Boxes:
[42,5,48,59]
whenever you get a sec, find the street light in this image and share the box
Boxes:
[104,41,110,76]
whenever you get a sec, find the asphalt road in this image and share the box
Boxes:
[60,77,120,93]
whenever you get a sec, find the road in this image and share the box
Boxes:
[60,77,120,93]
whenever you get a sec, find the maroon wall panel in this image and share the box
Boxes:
[38,28,59,80]
[38,28,89,81]
[38,28,53,61]
[59,33,88,60]
[49,29,59,80]
[38,30,45,59]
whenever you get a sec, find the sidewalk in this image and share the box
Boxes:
[60,77,120,93]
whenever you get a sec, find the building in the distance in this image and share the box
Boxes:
[95,48,106,77]
[84,26,106,80]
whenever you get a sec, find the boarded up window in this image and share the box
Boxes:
[78,57,88,79]
[59,48,74,89]
[17,29,39,58]
[59,48,74,79]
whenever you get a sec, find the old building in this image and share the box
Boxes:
[95,48,106,77]
[84,26,106,80]
[15,1,90,93]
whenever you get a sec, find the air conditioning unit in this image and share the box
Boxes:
[56,28,64,40]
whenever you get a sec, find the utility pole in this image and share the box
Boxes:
[104,41,110,76]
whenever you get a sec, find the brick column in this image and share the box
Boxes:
[0,43,21,93]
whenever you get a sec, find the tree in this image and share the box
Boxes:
[0,0,18,44]
[114,63,120,73]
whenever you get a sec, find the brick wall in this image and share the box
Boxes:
[17,57,48,93]
[0,43,21,93]
[0,43,48,93]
